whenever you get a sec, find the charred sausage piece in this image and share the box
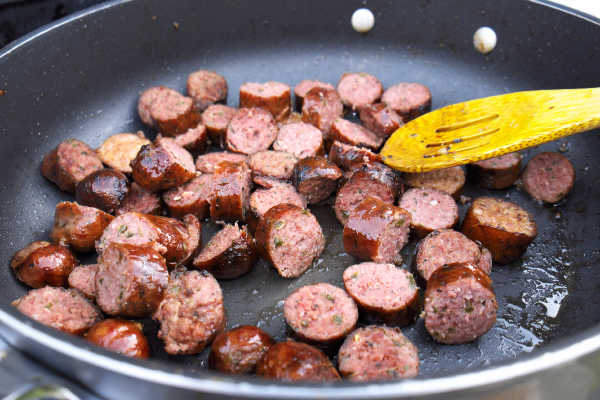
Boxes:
[329,118,383,150]
[97,212,200,267]
[416,229,492,281]
[201,104,237,148]
[359,102,403,138]
[86,319,150,359]
[294,80,335,110]
[292,156,342,204]
[522,152,575,203]
[425,263,497,344]
[11,243,77,288]
[328,141,381,170]
[41,139,104,193]
[210,161,252,222]
[382,82,432,121]
[163,124,208,156]
[338,326,419,381]
[226,107,278,155]
[284,283,358,343]
[273,122,324,159]
[68,264,98,299]
[470,153,522,189]
[187,70,228,112]
[75,169,129,214]
[239,81,291,122]
[399,188,459,238]
[255,204,325,278]
[97,132,151,174]
[193,224,257,279]
[195,151,248,174]
[209,325,275,374]
[404,166,466,198]
[153,268,226,355]
[256,341,341,382]
[163,173,213,219]
[248,182,307,232]
[301,87,343,134]
[345,161,402,198]
[343,263,419,326]
[138,86,168,126]
[96,243,168,317]
[12,286,102,335]
[462,197,537,264]
[248,150,298,182]
[147,88,201,136]
[51,201,114,252]
[343,196,411,265]
[336,73,383,110]
[115,182,162,216]
[131,137,196,191]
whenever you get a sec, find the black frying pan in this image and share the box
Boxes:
[1,0,600,399]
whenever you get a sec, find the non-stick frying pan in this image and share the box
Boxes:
[1,0,600,399]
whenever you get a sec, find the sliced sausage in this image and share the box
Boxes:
[522,151,575,203]
[163,173,213,219]
[399,188,459,238]
[345,161,402,198]
[255,204,325,278]
[153,268,226,355]
[226,107,278,155]
[143,87,201,136]
[292,156,342,204]
[95,243,168,317]
[273,122,324,159]
[97,132,151,174]
[41,139,104,193]
[382,82,432,121]
[284,282,358,343]
[279,111,303,126]
[239,81,291,121]
[68,264,98,299]
[343,263,419,326]
[416,229,492,281]
[328,140,381,170]
[461,197,537,264]
[343,196,411,265]
[338,325,419,381]
[404,166,466,198]
[329,118,383,150]
[193,224,257,279]
[163,124,208,156]
[86,319,150,359]
[294,80,335,110]
[50,201,114,252]
[97,212,201,268]
[248,150,298,182]
[209,325,275,374]
[115,182,162,216]
[425,263,497,344]
[359,102,403,138]
[11,242,77,288]
[75,169,129,214]
[248,182,307,232]
[209,160,252,222]
[186,70,228,112]
[195,151,248,174]
[131,137,196,191]
[201,104,237,148]
[12,286,102,335]
[138,86,168,126]
[256,341,340,382]
[301,87,343,134]
[471,152,522,189]
[336,73,383,110]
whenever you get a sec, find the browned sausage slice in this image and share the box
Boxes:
[115,182,162,216]
[51,201,114,252]
[41,139,104,193]
[359,102,403,138]
[201,104,237,148]
[329,118,383,150]
[301,87,343,134]
[382,82,432,121]
[226,107,278,155]
[138,86,168,126]
[248,182,307,232]
[97,132,151,174]
[404,166,466,198]
[328,140,381,170]
[164,124,208,156]
[399,188,459,238]
[75,169,129,214]
[336,73,383,110]
[471,152,522,189]
[153,268,226,355]
[186,70,228,112]
[338,325,419,381]
[11,242,77,288]
[248,150,298,182]
[209,160,252,222]
[163,173,213,219]
[147,88,201,136]
[68,264,98,299]
[522,151,575,203]
[345,161,402,198]
[292,156,342,204]
[461,197,537,264]
[195,151,248,174]
[273,122,324,159]
[293,80,335,110]
[86,319,150,359]
[240,81,291,121]
[209,326,275,374]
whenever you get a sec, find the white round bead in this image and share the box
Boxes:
[351,8,375,33]
[473,26,497,54]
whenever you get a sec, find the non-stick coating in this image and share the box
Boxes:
[0,0,600,394]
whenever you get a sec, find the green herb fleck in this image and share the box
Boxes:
[274,220,285,229]
[395,218,405,227]
[302,209,310,215]
[171,285,181,294]
[274,237,284,247]
[464,299,474,314]
[407,274,417,289]
[342,210,349,218]
[386,368,398,377]
[351,272,359,279]
[301,320,309,327]
[118,225,128,234]
[332,314,343,325]
[392,339,404,347]
[324,293,335,302]
[125,232,135,238]
[45,302,53,310]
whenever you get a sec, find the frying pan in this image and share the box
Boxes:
[1,0,600,399]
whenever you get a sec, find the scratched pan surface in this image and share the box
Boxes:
[0,0,600,399]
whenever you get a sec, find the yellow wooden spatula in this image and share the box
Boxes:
[380,88,600,173]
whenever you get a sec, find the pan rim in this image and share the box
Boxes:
[0,0,599,397]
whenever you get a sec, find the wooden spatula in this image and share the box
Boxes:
[380,88,600,173]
